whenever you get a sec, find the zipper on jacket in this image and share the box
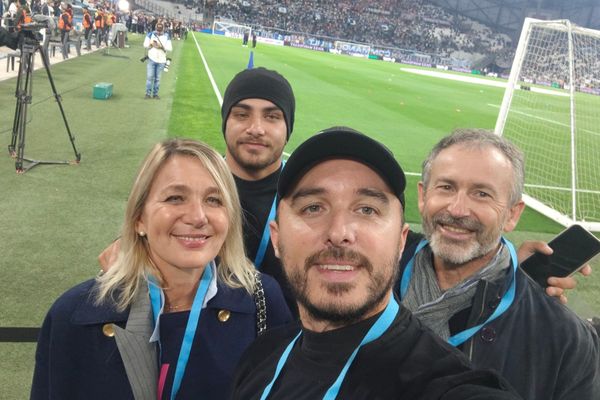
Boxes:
[467,281,488,361]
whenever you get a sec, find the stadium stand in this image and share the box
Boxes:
[210,0,514,68]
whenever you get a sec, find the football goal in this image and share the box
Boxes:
[212,21,252,39]
[495,18,600,231]
[333,40,371,57]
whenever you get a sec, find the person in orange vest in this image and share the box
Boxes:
[66,2,73,20]
[82,5,93,50]
[105,9,114,45]
[94,6,105,48]
[101,6,110,46]
[14,1,33,31]
[58,2,72,59]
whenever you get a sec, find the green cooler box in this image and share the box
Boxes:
[93,83,113,100]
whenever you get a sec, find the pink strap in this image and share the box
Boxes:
[157,363,169,400]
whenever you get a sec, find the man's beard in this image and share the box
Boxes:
[422,211,503,266]
[226,140,281,173]
[282,246,399,326]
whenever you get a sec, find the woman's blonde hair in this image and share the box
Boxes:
[95,138,256,311]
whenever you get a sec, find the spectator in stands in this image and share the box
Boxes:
[31,139,292,400]
[212,0,515,68]
[231,127,520,399]
[398,128,600,399]
[143,20,172,99]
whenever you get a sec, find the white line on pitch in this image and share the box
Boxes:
[192,32,223,106]
[487,103,600,137]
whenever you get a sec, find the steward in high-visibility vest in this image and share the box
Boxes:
[83,8,92,29]
[15,5,33,31]
[94,9,105,47]
[58,3,72,59]
[106,11,114,27]
[58,10,72,32]
[83,7,93,50]
[66,3,73,22]
[94,9,105,29]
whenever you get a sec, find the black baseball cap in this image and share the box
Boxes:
[277,127,406,209]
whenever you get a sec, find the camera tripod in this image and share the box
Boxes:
[8,34,81,174]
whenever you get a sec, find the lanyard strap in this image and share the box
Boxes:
[399,237,518,347]
[254,160,285,269]
[260,297,400,400]
[148,264,213,400]
[254,195,277,268]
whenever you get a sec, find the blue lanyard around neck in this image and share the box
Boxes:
[148,264,213,400]
[260,296,400,400]
[399,237,518,347]
[253,160,285,269]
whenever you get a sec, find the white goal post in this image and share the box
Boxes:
[212,21,252,39]
[332,40,371,57]
[495,18,600,232]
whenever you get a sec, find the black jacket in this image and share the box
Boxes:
[231,305,519,400]
[399,233,600,399]
[234,167,298,316]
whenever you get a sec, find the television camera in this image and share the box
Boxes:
[2,15,81,173]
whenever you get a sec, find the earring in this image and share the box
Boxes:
[138,231,146,237]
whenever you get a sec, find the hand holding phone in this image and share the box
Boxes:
[520,225,600,288]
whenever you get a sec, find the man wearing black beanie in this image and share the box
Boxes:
[221,67,297,315]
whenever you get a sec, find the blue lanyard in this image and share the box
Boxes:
[399,237,518,347]
[260,297,400,400]
[254,160,285,269]
[148,264,213,400]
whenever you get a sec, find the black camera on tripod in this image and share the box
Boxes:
[6,15,80,174]
[0,22,47,50]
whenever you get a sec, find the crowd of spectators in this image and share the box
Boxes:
[212,0,514,66]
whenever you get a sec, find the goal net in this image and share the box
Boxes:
[495,18,600,231]
[212,21,252,39]
[333,40,371,57]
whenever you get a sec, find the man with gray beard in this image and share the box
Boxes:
[397,128,600,400]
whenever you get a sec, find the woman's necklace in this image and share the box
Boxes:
[165,300,193,312]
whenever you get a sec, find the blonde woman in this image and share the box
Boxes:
[31,139,292,400]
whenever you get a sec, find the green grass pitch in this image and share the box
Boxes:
[0,32,597,398]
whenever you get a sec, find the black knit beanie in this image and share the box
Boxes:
[221,67,295,140]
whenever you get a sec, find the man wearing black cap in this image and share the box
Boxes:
[230,127,520,400]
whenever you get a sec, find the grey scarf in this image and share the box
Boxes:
[403,243,510,341]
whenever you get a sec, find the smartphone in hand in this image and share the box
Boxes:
[520,224,600,288]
